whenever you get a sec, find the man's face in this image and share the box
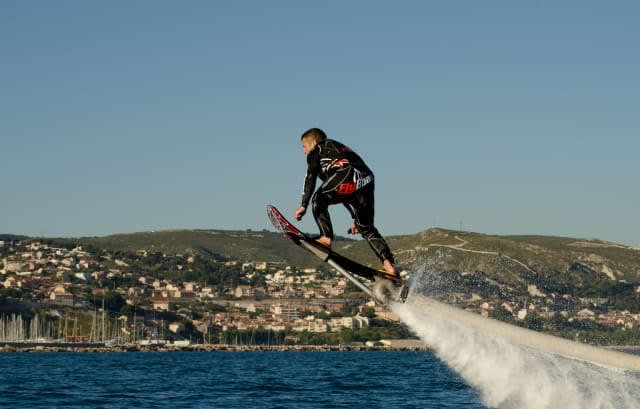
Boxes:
[302,138,317,155]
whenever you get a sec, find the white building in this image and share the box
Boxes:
[272,304,299,321]
[184,282,199,292]
[517,309,528,321]
[234,285,254,298]
[49,285,75,306]
[200,287,216,298]
[169,322,185,334]
[577,308,596,320]
[153,300,172,311]
[74,272,91,282]
[330,316,369,331]
[3,277,21,288]
[3,260,24,273]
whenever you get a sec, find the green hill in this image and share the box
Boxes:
[47,229,359,269]
[8,227,639,344]
[44,227,640,289]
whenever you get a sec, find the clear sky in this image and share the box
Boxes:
[1,1,638,246]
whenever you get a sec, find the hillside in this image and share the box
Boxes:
[46,229,352,269]
[390,229,640,280]
[4,227,640,345]
[41,227,640,292]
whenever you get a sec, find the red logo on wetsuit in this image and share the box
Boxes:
[337,182,356,195]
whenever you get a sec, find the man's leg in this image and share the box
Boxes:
[311,189,335,247]
[311,168,355,248]
[350,184,397,275]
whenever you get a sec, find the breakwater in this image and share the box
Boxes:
[1,341,428,353]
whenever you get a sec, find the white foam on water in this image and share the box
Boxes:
[392,272,640,409]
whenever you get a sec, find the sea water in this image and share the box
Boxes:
[0,352,485,408]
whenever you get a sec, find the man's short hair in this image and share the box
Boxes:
[301,128,327,143]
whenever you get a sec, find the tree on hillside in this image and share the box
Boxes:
[89,291,126,312]
[360,306,376,319]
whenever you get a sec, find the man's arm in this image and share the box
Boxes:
[343,203,355,218]
[295,149,319,221]
[300,149,319,209]
[343,203,359,234]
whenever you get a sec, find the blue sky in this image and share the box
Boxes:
[1,1,638,246]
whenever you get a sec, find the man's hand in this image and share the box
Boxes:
[294,206,307,221]
[348,223,359,235]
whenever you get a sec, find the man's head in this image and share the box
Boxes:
[300,128,327,155]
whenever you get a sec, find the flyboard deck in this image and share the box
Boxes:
[267,204,412,305]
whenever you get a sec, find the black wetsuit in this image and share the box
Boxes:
[301,139,395,264]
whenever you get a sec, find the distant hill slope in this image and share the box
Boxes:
[0,234,29,241]
[41,228,640,288]
[386,228,640,297]
[48,229,353,269]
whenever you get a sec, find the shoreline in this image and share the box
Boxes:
[3,342,638,354]
[0,341,429,353]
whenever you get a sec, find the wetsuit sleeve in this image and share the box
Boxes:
[301,149,320,208]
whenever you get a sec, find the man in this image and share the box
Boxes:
[294,128,398,277]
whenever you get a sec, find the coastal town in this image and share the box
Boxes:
[0,238,409,349]
[1,237,639,349]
